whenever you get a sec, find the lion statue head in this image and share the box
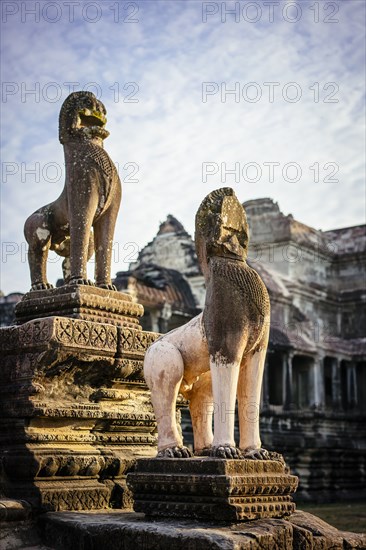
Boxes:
[59,91,109,144]
[195,187,249,270]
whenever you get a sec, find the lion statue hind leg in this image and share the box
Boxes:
[186,370,214,456]
[24,210,54,291]
[144,339,192,458]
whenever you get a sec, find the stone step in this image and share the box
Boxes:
[37,509,366,550]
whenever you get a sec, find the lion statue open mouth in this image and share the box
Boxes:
[24,91,121,291]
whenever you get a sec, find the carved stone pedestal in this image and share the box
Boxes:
[14,285,143,328]
[127,457,298,522]
[0,288,159,511]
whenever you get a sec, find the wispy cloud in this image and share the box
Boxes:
[1,0,365,293]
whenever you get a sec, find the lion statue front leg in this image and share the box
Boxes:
[208,357,243,460]
[93,195,121,291]
[237,343,271,460]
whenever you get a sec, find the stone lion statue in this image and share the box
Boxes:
[24,91,121,290]
[144,187,271,459]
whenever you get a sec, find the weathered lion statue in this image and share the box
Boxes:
[24,91,121,290]
[144,187,272,459]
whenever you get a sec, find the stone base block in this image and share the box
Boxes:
[14,285,143,328]
[127,457,298,522]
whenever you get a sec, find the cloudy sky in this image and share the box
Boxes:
[1,0,365,294]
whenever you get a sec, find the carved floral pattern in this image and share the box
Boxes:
[0,320,52,350]
[55,318,117,351]
[120,328,158,352]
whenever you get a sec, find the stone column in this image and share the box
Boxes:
[158,302,172,334]
[283,351,294,410]
[349,362,357,409]
[332,357,342,410]
[314,356,324,410]
[150,310,160,333]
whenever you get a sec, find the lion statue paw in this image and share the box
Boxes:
[157,446,192,459]
[98,283,117,291]
[266,450,286,463]
[68,277,95,286]
[210,446,242,459]
[242,447,272,460]
[31,282,54,291]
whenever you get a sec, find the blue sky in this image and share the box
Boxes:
[1,0,365,293]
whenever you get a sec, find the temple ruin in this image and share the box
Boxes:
[2,198,365,502]
[115,198,366,501]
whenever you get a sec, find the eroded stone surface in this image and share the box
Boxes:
[38,509,366,550]
[0,309,159,511]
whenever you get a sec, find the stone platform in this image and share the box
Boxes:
[36,509,366,549]
[127,457,298,522]
[0,287,160,511]
[14,285,143,328]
